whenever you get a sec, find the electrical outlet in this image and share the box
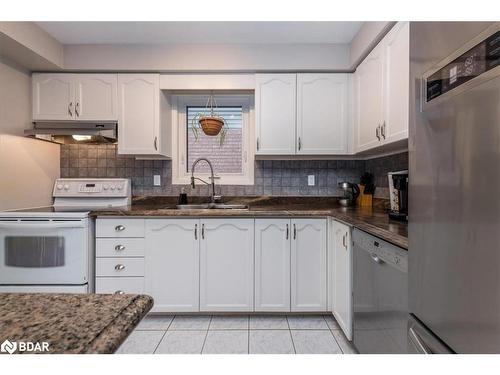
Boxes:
[153,175,161,186]
[308,175,315,186]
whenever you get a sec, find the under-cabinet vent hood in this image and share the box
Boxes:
[25,122,117,144]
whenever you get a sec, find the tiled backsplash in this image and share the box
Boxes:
[60,144,408,198]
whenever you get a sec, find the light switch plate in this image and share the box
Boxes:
[308,175,315,186]
[153,175,161,186]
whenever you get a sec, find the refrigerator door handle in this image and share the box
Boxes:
[408,327,432,354]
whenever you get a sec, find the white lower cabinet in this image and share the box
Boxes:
[254,219,291,312]
[291,219,327,312]
[199,219,254,312]
[145,219,199,312]
[332,220,353,340]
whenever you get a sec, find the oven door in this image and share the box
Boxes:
[0,219,88,285]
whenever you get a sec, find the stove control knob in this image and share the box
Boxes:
[103,184,109,190]
[110,185,116,190]
[117,185,123,190]
[56,184,63,190]
[64,184,70,190]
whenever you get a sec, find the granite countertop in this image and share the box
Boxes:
[92,196,408,249]
[0,293,153,354]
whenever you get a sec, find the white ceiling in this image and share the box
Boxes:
[36,21,363,45]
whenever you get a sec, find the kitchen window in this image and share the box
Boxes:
[171,94,254,185]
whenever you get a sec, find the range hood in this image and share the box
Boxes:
[25,122,117,144]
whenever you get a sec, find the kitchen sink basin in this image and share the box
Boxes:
[176,203,249,210]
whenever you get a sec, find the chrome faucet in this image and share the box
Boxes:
[190,158,220,203]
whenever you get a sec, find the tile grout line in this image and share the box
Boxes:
[323,315,345,354]
[286,316,297,354]
[152,315,175,354]
[200,315,213,354]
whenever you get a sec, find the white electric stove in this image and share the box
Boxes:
[0,178,131,294]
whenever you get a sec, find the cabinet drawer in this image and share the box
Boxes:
[96,238,145,257]
[96,258,144,277]
[96,218,145,238]
[95,277,144,295]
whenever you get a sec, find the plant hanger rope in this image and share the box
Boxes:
[191,92,227,147]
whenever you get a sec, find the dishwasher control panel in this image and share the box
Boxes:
[353,229,407,273]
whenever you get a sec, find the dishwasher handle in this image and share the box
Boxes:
[370,253,385,264]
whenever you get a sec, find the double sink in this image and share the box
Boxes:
[176,203,249,210]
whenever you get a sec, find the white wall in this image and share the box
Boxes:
[63,43,351,72]
[0,57,59,210]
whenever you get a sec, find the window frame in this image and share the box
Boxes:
[171,94,255,185]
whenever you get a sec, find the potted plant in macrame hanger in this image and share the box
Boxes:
[191,92,227,146]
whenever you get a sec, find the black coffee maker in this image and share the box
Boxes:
[388,171,408,221]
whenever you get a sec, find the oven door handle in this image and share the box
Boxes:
[0,222,86,230]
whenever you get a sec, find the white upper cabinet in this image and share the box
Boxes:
[32,73,117,122]
[117,74,166,156]
[297,74,349,154]
[33,74,76,121]
[255,74,296,155]
[199,219,254,312]
[354,22,409,153]
[145,219,200,312]
[254,219,291,312]
[291,219,327,312]
[74,74,118,121]
[353,43,385,152]
[332,220,353,340]
[383,21,410,144]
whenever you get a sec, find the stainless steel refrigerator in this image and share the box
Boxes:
[409,22,500,353]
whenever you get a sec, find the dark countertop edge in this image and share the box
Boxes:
[92,210,408,250]
[84,295,153,354]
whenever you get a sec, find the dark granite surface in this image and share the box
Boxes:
[92,196,408,249]
[0,293,153,354]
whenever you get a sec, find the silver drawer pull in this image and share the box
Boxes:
[114,290,125,295]
[115,264,125,271]
[115,225,125,231]
[115,245,126,251]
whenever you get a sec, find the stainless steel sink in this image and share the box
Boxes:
[176,203,249,210]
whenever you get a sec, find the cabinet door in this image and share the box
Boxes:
[291,219,327,311]
[117,74,160,155]
[32,73,75,121]
[383,22,409,144]
[200,219,254,311]
[255,219,290,312]
[353,43,385,152]
[332,220,353,340]
[255,74,296,154]
[145,219,199,312]
[297,74,349,154]
[75,74,118,121]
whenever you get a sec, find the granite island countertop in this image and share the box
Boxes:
[0,293,153,354]
[92,196,408,249]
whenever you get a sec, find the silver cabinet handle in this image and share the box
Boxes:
[370,253,384,264]
[342,234,346,249]
[115,225,125,232]
[115,244,125,251]
[201,223,205,239]
[376,125,381,141]
[256,137,260,151]
[293,224,297,240]
[75,102,80,117]
[114,290,125,295]
[381,121,386,139]
[286,223,289,240]
[154,136,158,151]
[68,102,73,117]
[298,137,302,151]
[194,223,198,240]
[115,264,125,271]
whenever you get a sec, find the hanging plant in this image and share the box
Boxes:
[191,93,227,147]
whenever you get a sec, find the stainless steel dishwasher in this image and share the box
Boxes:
[352,228,408,353]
